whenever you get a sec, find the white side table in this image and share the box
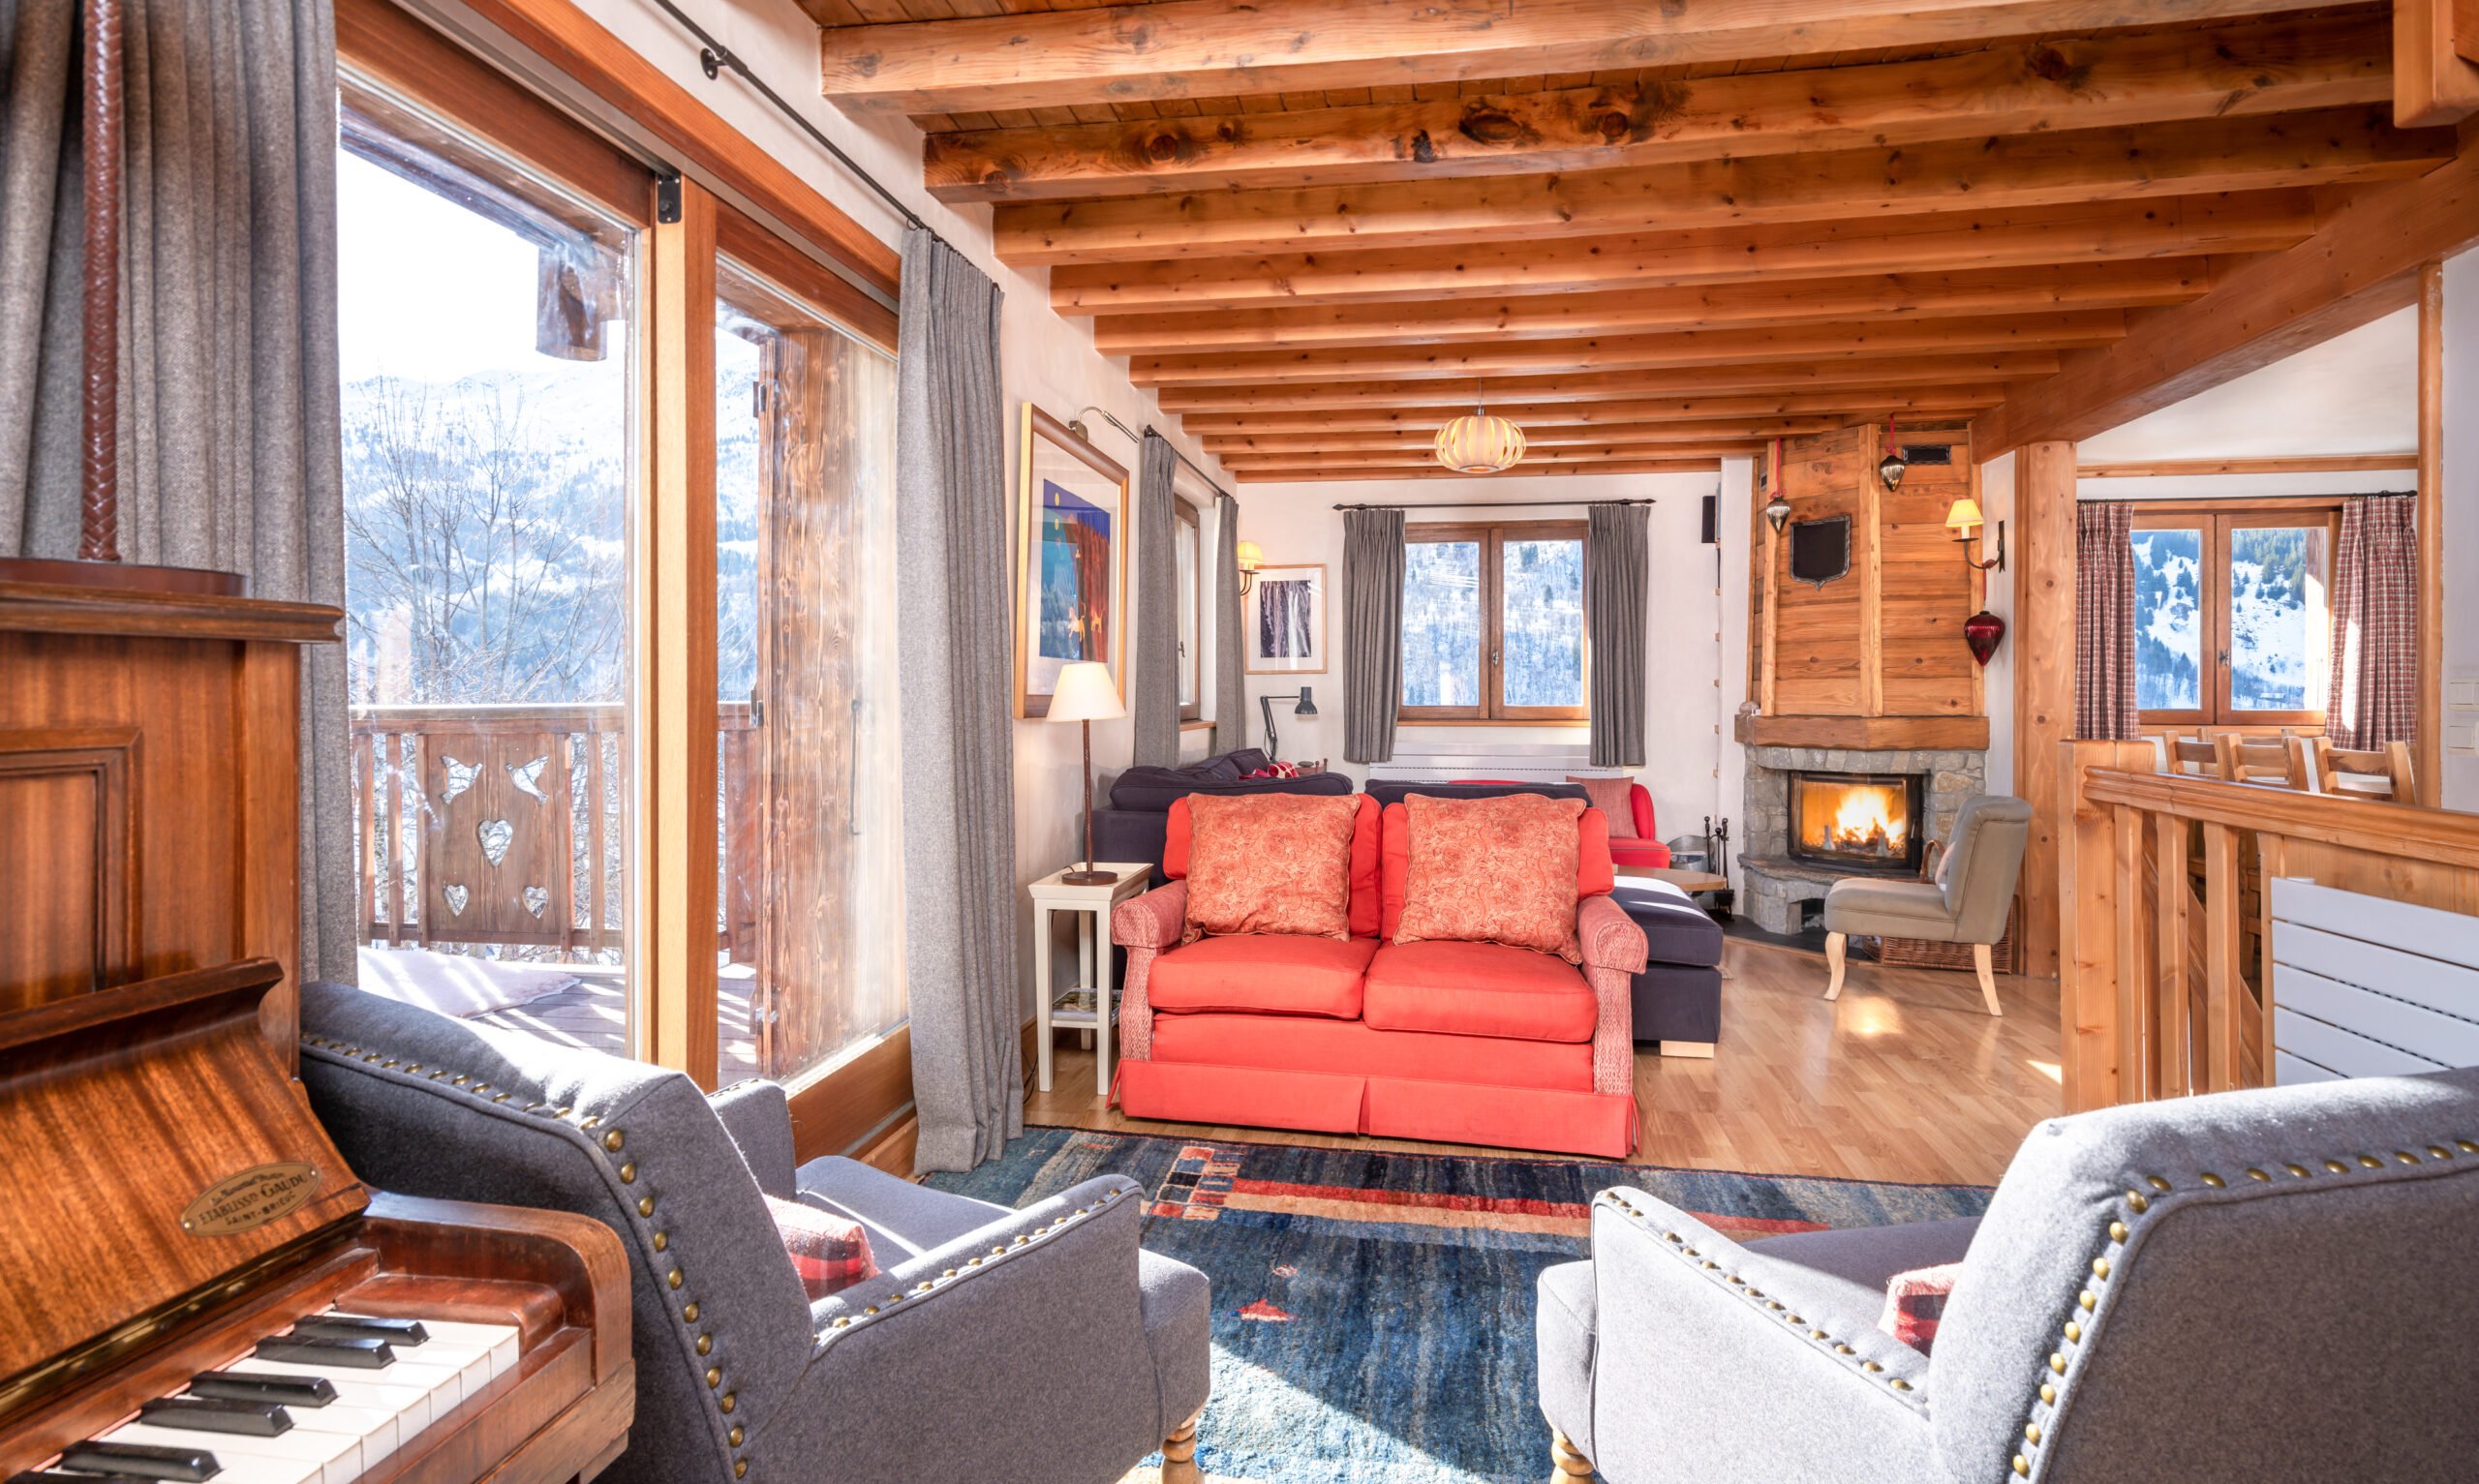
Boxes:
[1028,863,1153,1096]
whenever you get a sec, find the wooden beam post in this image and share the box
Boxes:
[2016,440,2078,980]
[2418,260,2447,806]
[641,174,720,1089]
[2058,738,2158,1112]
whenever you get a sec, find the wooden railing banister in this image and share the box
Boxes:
[2081,768,2479,869]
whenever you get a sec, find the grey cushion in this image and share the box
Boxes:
[1824,877,1958,934]
[1611,884,1725,968]
[1746,1217,1980,1324]
[1535,1259,1598,1459]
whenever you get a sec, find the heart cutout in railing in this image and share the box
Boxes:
[478,818,513,867]
[523,885,549,918]
[444,884,470,916]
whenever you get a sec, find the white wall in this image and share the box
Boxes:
[2445,252,2479,810]
[544,0,1241,1009]
[1227,469,1728,845]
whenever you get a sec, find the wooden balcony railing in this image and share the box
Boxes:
[2057,740,2479,1113]
[352,702,758,957]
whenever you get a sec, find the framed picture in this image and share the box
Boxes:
[1245,561,1327,675]
[1014,404,1129,718]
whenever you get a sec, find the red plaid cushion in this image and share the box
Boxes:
[764,1195,878,1300]
[1879,1262,1963,1354]
[1245,761,1302,779]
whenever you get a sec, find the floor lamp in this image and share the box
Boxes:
[1049,660,1126,885]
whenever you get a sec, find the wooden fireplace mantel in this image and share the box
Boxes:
[1735,713,1989,751]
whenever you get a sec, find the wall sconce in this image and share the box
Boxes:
[1260,686,1316,757]
[1944,497,2006,572]
[1237,539,1264,596]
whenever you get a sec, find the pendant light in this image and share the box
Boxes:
[1761,438,1792,532]
[1878,417,1908,491]
[1435,381,1526,473]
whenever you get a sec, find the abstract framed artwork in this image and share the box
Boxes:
[1014,404,1129,717]
[1245,561,1326,676]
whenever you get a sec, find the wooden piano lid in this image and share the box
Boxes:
[0,959,371,1415]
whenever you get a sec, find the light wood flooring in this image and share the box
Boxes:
[1027,936,2062,1188]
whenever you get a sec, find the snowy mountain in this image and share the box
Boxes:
[2132,524,2324,715]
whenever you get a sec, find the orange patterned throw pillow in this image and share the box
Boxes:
[1181,792,1362,944]
[1394,793,1585,960]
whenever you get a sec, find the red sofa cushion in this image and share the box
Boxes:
[1165,794,1382,939]
[1149,1011,1593,1091]
[1148,933,1378,1019]
[1379,802,1615,943]
[1362,940,1598,1044]
[1608,836,1674,869]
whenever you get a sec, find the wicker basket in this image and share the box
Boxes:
[1876,902,2020,976]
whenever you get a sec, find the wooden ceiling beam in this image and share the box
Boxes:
[1204,419,1852,455]
[1050,192,2320,316]
[1158,353,2065,412]
[1130,312,2127,386]
[1220,441,1765,470]
[1093,260,2214,354]
[1173,388,2004,435]
[1977,142,2479,455]
[1230,459,1725,484]
[996,107,2447,265]
[926,10,2388,201]
[817,0,2321,115]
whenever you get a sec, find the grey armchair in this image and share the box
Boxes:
[1537,1064,2479,1483]
[298,981,1210,1484]
[1824,791,2032,1015]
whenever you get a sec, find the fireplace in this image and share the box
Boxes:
[1788,771,1925,875]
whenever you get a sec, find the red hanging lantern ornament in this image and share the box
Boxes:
[1964,608,2005,667]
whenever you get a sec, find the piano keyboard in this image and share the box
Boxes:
[15,1310,520,1484]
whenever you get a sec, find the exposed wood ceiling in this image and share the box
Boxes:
[802,0,2461,481]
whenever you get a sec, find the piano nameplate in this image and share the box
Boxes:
[180,1163,324,1238]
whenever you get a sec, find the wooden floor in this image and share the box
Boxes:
[1027,936,2062,1188]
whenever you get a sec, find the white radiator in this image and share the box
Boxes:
[1367,740,1623,784]
[2269,877,2479,1084]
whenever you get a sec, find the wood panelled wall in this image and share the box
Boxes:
[1748,423,1980,724]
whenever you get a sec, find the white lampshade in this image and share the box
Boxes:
[1048,660,1125,723]
[1943,497,1986,537]
[1235,539,1264,573]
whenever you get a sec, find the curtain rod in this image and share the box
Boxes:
[1068,407,1236,504]
[2082,490,2413,502]
[1331,497,1659,511]
[644,0,937,244]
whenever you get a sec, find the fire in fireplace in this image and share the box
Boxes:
[1789,771,1925,875]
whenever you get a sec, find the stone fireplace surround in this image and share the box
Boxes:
[1740,743,1986,935]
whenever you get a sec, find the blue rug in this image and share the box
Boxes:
[928,1127,1992,1483]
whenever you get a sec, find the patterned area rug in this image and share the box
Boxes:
[927,1128,1992,1484]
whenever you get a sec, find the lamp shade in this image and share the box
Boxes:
[1047,660,1125,723]
[1434,412,1526,473]
[1235,540,1264,573]
[1944,497,1986,537]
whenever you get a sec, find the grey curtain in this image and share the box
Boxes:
[2325,493,2418,748]
[1341,506,1405,765]
[896,228,1021,1172]
[1130,429,1179,766]
[1210,493,1245,752]
[1585,501,1648,767]
[0,0,356,984]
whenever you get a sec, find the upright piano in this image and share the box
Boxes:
[0,562,635,1483]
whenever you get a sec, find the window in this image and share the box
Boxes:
[2131,506,2336,727]
[1175,499,1202,720]
[1401,522,1587,722]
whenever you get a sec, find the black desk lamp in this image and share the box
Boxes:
[1259,685,1318,759]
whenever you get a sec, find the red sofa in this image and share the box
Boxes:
[1448,778,1671,868]
[1109,795,1649,1158]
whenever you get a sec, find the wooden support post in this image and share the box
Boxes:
[642,174,721,1089]
[2417,260,2446,807]
[2059,739,2156,1112]
[2200,821,2244,1093]
[1861,422,1885,718]
[2154,812,2192,1098]
[2014,440,2077,978]
[2112,803,2152,1104]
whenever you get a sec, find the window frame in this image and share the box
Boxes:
[2129,500,2341,731]
[1174,497,1203,722]
[1400,518,1589,724]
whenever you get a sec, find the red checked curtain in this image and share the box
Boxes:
[2324,493,2418,749]
[2074,500,2138,742]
